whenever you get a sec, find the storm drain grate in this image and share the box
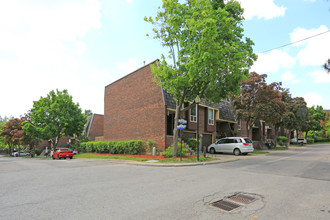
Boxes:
[228,194,257,204]
[211,200,242,211]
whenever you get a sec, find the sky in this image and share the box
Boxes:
[0,0,329,118]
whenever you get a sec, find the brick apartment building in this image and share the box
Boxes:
[85,114,104,141]
[103,61,273,150]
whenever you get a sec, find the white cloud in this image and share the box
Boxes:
[239,0,286,20]
[309,70,330,83]
[0,0,102,117]
[281,71,296,83]
[76,42,87,54]
[290,25,330,66]
[251,49,296,73]
[116,58,139,73]
[125,0,133,4]
[303,93,323,107]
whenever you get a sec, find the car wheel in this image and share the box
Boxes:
[234,148,241,156]
[64,157,66,159]
[70,157,73,159]
[52,156,55,160]
[210,148,216,154]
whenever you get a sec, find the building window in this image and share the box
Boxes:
[208,109,214,125]
[237,119,241,130]
[190,105,197,122]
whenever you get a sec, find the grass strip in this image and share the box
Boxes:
[75,153,215,163]
[250,151,269,154]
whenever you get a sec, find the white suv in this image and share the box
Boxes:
[208,137,254,156]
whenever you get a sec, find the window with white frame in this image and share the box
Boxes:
[208,109,214,125]
[237,119,241,130]
[190,105,197,122]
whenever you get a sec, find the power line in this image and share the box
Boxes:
[258,29,330,54]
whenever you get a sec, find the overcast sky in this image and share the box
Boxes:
[0,0,329,118]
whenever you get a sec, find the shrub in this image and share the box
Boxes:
[278,136,288,146]
[161,143,189,157]
[80,140,144,155]
[79,142,87,153]
[94,141,107,153]
[187,138,200,151]
[306,137,314,144]
[315,137,330,142]
[34,148,41,156]
[85,142,94,152]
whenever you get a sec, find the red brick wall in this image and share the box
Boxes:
[88,114,104,141]
[204,107,216,133]
[104,63,166,150]
[237,120,249,137]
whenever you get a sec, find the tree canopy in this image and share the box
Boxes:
[302,105,326,138]
[22,89,86,151]
[232,72,286,140]
[0,118,37,154]
[145,0,256,156]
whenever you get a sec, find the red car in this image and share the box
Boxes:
[52,148,74,160]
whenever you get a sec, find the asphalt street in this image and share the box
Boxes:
[0,144,329,220]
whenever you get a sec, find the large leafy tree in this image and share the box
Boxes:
[282,96,308,140]
[232,72,286,141]
[326,119,330,137]
[302,105,326,138]
[145,0,256,156]
[0,118,34,155]
[22,89,86,151]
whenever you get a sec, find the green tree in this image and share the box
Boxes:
[22,89,87,151]
[302,105,326,138]
[282,96,309,140]
[0,118,33,155]
[326,119,330,137]
[84,109,93,116]
[0,118,9,149]
[145,0,256,156]
[232,72,286,142]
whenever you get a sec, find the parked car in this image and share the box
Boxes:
[208,137,254,156]
[12,151,30,157]
[290,138,307,144]
[52,148,74,160]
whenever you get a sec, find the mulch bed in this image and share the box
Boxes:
[83,153,196,160]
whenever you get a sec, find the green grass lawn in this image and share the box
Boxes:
[312,142,330,145]
[250,151,269,154]
[75,153,215,163]
[273,147,288,150]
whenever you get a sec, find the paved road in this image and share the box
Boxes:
[0,144,329,220]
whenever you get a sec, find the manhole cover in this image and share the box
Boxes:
[211,200,242,212]
[229,194,257,204]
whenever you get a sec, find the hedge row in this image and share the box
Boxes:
[314,137,330,142]
[77,140,143,155]
[306,137,314,144]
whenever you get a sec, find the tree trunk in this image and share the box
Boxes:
[172,102,181,157]
[305,131,309,139]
